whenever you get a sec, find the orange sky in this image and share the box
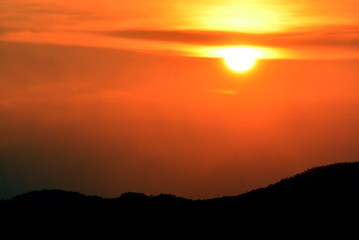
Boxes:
[1,1,359,199]
[1,0,359,58]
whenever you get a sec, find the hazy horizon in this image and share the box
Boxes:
[1,0,359,200]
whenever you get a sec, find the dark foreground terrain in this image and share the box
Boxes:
[1,162,359,233]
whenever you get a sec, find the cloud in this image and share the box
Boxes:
[2,1,93,16]
[211,89,237,95]
[101,26,359,49]
[0,25,18,35]
[0,1,102,35]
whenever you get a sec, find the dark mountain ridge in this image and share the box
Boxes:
[220,161,359,201]
[2,162,359,229]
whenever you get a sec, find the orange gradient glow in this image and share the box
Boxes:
[1,0,359,59]
[1,0,359,200]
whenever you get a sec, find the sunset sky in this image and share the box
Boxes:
[1,0,359,199]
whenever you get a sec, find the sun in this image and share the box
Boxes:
[222,48,258,72]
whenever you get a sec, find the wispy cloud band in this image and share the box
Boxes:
[101,27,359,49]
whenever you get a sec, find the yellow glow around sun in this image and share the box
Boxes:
[221,47,258,72]
[196,2,284,33]
[192,46,281,59]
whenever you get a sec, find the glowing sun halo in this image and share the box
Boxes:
[223,48,257,72]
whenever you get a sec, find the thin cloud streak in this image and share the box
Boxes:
[211,89,237,95]
[1,0,359,59]
[102,27,359,49]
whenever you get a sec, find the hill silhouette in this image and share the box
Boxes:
[2,162,359,231]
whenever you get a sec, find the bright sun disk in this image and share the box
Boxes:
[223,48,258,72]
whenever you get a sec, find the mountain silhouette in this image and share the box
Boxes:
[2,162,359,232]
[210,161,359,203]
